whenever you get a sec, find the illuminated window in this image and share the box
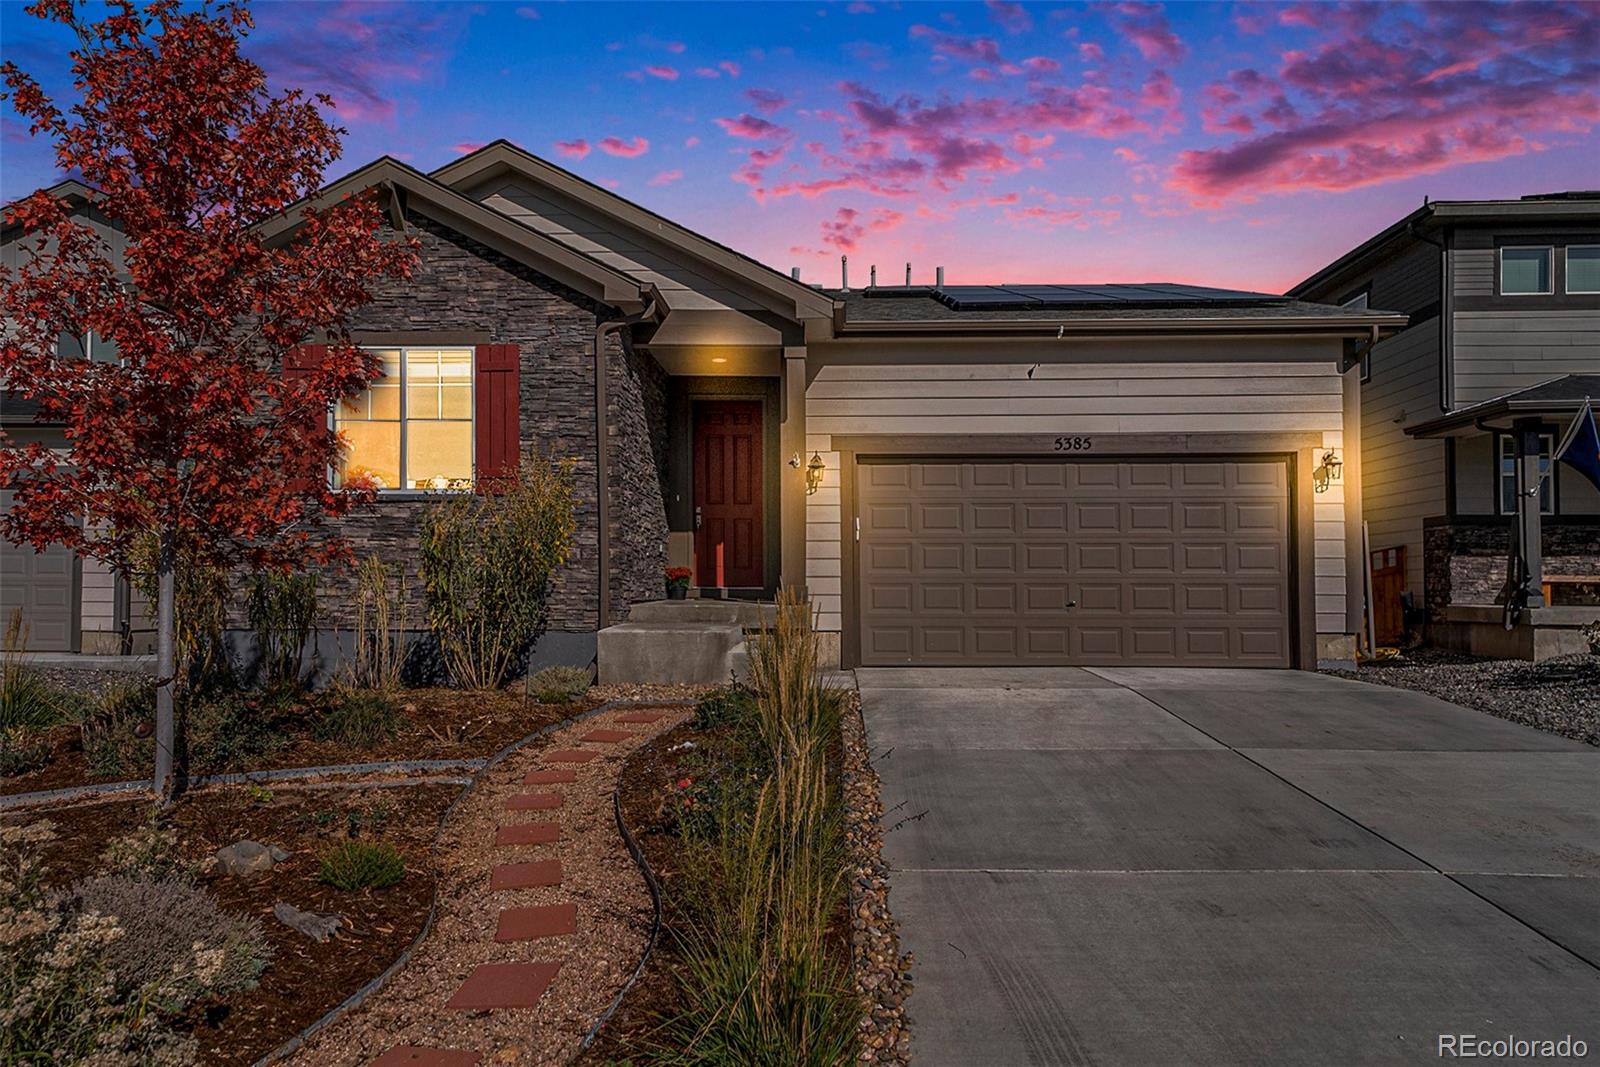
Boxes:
[336,348,473,490]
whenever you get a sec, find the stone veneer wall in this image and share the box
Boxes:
[1424,518,1600,618]
[291,210,668,636]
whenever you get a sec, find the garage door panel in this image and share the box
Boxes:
[857,459,1292,667]
[0,491,76,652]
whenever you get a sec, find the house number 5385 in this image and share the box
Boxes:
[1053,436,1093,451]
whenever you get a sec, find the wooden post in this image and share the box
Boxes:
[779,347,808,595]
[1514,417,1546,610]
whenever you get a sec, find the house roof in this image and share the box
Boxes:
[2,179,110,241]
[1288,192,1600,301]
[254,156,652,312]
[829,286,1408,335]
[1406,374,1600,437]
[430,140,837,322]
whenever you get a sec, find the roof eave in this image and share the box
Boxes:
[836,313,1409,337]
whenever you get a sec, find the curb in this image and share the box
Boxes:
[580,738,669,1051]
[251,697,695,1067]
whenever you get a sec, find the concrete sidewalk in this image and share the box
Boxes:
[860,667,1600,1066]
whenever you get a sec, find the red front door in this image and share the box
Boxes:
[693,400,764,588]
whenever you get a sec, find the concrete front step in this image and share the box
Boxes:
[596,619,744,684]
[625,598,778,627]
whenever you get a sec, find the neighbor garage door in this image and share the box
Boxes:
[0,490,77,651]
[856,459,1292,667]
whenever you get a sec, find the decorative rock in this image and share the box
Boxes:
[273,902,342,942]
[215,840,289,878]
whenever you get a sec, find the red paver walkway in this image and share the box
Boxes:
[490,860,562,890]
[544,748,601,763]
[616,710,667,724]
[523,768,577,785]
[447,962,561,1011]
[372,1047,482,1067]
[493,822,559,847]
[579,728,632,743]
[495,902,578,942]
[505,791,563,811]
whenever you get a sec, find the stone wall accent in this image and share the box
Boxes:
[301,210,668,637]
[1424,518,1600,618]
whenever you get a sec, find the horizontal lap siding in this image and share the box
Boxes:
[1362,326,1444,606]
[804,357,1351,639]
[1452,310,1600,406]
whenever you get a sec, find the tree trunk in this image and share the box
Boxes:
[153,529,178,801]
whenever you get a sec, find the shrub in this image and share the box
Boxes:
[0,725,52,777]
[181,687,293,774]
[420,448,578,689]
[319,840,405,891]
[693,683,758,731]
[0,609,72,732]
[313,685,402,746]
[247,569,319,688]
[99,811,193,882]
[526,664,591,704]
[79,680,155,777]
[344,555,409,690]
[130,533,232,690]
[73,874,270,1012]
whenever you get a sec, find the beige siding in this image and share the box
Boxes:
[1452,310,1600,405]
[804,343,1354,641]
[1362,325,1445,605]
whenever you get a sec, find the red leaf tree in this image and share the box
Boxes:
[0,0,416,798]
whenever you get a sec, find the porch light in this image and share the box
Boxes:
[1313,448,1344,493]
[805,451,826,495]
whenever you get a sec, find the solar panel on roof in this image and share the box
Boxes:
[926,282,1287,311]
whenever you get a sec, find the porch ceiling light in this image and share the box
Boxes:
[805,451,826,495]
[1313,448,1343,494]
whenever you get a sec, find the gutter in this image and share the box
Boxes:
[833,314,1408,337]
[594,293,660,631]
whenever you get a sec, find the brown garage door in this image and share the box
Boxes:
[0,490,77,651]
[856,459,1292,667]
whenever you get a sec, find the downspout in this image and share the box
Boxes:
[1409,218,1449,413]
[594,296,659,631]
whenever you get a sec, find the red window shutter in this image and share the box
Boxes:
[475,344,520,492]
[283,344,328,491]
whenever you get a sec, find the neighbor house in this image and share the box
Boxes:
[2,141,1408,675]
[1290,193,1600,660]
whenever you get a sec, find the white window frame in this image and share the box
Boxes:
[1498,246,1553,296]
[1565,244,1600,295]
[334,345,477,493]
[1496,432,1555,517]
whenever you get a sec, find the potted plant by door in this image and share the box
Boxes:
[665,566,692,600]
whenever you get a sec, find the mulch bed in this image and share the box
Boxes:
[5,781,460,1065]
[3,688,597,796]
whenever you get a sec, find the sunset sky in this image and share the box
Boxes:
[3,0,1597,292]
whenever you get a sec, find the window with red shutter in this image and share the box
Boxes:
[474,343,520,492]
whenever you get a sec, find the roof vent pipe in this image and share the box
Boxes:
[905,262,912,286]
[841,255,849,292]
[936,265,945,287]
[870,265,877,287]
[791,266,800,280]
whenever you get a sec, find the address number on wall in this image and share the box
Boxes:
[1053,436,1094,451]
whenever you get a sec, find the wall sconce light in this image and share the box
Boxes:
[1313,448,1344,494]
[805,452,826,495]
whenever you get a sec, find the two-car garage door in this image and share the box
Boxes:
[856,459,1293,667]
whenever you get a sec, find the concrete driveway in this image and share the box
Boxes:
[859,667,1600,1066]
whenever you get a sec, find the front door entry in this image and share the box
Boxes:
[693,400,763,588]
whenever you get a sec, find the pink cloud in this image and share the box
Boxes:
[451,141,486,155]
[514,5,538,18]
[986,0,1033,35]
[1022,56,1061,73]
[1113,146,1142,162]
[694,66,721,78]
[720,60,742,77]
[1106,3,1186,65]
[909,25,1004,64]
[598,135,650,157]
[685,135,701,147]
[643,65,679,81]
[554,138,591,159]
[847,1,875,12]
[746,87,789,113]
[819,206,906,252]
[648,169,684,186]
[664,40,687,54]
[716,113,790,139]
[1078,42,1105,63]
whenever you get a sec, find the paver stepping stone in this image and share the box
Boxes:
[490,860,562,890]
[495,902,578,942]
[580,728,632,743]
[494,822,559,847]
[372,1048,482,1067]
[545,749,600,763]
[616,711,667,723]
[523,768,577,785]
[446,962,561,1011]
[505,792,563,811]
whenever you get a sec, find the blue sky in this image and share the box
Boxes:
[3,1,1597,291]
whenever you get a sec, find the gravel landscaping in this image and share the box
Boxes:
[1324,648,1600,746]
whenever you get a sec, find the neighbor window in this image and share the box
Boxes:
[1566,245,1600,294]
[335,347,473,490]
[1499,247,1552,295]
[1498,433,1554,516]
